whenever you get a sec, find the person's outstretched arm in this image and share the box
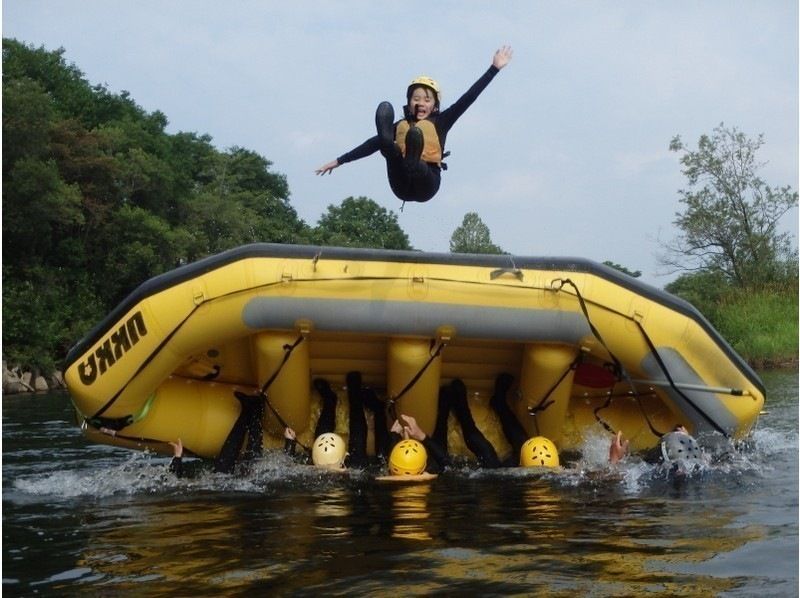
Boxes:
[437,45,513,129]
[315,136,383,175]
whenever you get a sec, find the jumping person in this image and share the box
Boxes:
[315,46,513,204]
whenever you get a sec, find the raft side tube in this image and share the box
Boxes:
[387,338,443,436]
[518,344,580,447]
[252,331,311,435]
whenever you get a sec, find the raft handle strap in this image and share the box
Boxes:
[86,393,158,432]
[386,339,447,422]
[490,268,523,281]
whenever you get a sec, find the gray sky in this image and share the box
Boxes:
[4,1,797,286]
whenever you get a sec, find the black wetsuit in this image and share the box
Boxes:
[435,374,528,468]
[336,65,501,203]
[312,372,448,473]
[170,392,265,478]
[286,373,391,467]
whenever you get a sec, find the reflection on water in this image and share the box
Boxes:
[3,371,797,595]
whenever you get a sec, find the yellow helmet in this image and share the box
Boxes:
[389,439,427,475]
[312,433,346,469]
[520,436,560,468]
[407,75,441,105]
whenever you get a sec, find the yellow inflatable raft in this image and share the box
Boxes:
[63,244,765,461]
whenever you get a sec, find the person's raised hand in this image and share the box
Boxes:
[315,160,339,175]
[492,45,513,70]
[609,431,629,464]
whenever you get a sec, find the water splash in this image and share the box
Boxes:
[11,416,795,501]
[11,450,368,501]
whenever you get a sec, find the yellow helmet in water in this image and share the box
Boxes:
[389,439,428,476]
[520,436,560,468]
[312,433,346,469]
[407,75,441,105]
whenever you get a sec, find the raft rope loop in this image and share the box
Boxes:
[551,278,666,439]
[256,334,311,454]
[526,355,582,436]
[386,338,447,423]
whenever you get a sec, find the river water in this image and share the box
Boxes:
[3,371,797,596]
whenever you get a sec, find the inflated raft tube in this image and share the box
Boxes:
[64,243,765,460]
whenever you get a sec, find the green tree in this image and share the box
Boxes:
[663,123,798,287]
[602,261,641,278]
[313,197,412,249]
[2,38,311,369]
[449,212,504,254]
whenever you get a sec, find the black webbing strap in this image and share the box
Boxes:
[633,319,729,438]
[527,355,582,417]
[255,335,311,453]
[386,339,447,422]
[553,278,665,438]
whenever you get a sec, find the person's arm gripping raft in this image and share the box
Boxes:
[314,45,513,203]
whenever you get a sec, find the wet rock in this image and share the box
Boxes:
[34,376,49,392]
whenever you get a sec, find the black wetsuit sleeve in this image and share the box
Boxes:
[436,65,500,134]
[336,135,382,165]
[422,436,448,472]
[169,456,183,478]
[284,438,297,456]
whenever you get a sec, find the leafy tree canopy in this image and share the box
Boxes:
[602,261,641,278]
[313,196,412,250]
[449,212,504,254]
[662,123,798,288]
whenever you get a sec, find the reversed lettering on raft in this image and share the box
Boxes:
[77,312,148,385]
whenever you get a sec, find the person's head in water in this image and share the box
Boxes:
[519,436,560,468]
[405,76,440,121]
[311,432,347,469]
[389,438,428,475]
[660,425,703,474]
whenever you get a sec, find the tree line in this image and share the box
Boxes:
[3,39,796,371]
[3,39,417,370]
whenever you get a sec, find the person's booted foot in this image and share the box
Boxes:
[491,373,514,411]
[313,378,337,402]
[375,101,395,153]
[362,387,384,414]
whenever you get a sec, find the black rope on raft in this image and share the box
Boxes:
[385,339,447,423]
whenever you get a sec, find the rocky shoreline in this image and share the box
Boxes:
[3,362,66,395]
[2,358,794,397]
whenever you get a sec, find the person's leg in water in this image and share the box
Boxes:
[450,378,502,468]
[242,397,265,462]
[375,102,440,203]
[214,392,264,474]
[362,386,391,462]
[490,373,528,466]
[313,378,338,438]
[345,371,369,468]
[432,385,452,458]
